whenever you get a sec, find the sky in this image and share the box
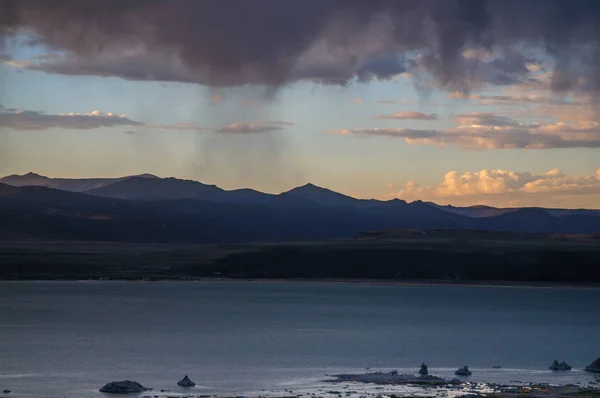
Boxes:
[1,0,600,209]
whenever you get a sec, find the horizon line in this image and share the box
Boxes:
[1,171,600,211]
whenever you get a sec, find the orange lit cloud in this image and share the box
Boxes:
[330,112,600,149]
[373,111,438,120]
[388,168,600,208]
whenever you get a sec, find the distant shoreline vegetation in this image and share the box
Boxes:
[1,230,599,284]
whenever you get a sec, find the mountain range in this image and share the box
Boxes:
[1,172,599,243]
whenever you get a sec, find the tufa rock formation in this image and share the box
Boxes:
[99,381,151,394]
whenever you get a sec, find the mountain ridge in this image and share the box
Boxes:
[1,181,600,243]
[1,172,599,215]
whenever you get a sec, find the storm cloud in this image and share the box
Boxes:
[2,0,600,94]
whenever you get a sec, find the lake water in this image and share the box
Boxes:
[0,281,599,397]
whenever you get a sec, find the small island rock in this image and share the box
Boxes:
[455,366,472,376]
[549,360,572,371]
[418,363,428,375]
[585,358,600,373]
[99,381,151,394]
[177,375,196,387]
[3,389,10,394]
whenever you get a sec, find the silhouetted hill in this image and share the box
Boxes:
[1,182,599,243]
[85,176,224,200]
[279,183,360,206]
[431,203,600,218]
[1,173,600,243]
[0,172,158,192]
[473,208,557,233]
[430,203,520,218]
[224,188,275,203]
[3,172,599,218]
[545,208,600,217]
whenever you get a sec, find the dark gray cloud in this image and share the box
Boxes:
[355,54,408,83]
[3,0,600,95]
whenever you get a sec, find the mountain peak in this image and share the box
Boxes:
[296,182,326,191]
[23,172,45,178]
[281,183,358,206]
[0,172,50,183]
[133,173,160,179]
[85,174,224,200]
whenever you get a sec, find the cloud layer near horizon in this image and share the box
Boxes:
[0,110,143,130]
[214,121,295,134]
[3,0,600,94]
[331,112,600,149]
[374,111,438,120]
[390,168,600,208]
[0,109,294,133]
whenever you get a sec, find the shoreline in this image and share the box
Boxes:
[2,277,600,290]
[2,374,599,398]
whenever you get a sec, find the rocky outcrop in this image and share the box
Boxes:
[177,375,195,387]
[454,366,472,376]
[549,360,571,371]
[328,372,462,386]
[418,363,428,375]
[585,357,600,373]
[99,381,151,394]
[2,389,10,394]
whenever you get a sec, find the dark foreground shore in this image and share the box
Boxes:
[1,230,599,283]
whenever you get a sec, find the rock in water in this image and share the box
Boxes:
[559,361,572,370]
[585,357,600,373]
[418,363,428,375]
[3,389,11,394]
[177,375,196,387]
[549,360,572,371]
[455,366,472,376]
[99,381,151,394]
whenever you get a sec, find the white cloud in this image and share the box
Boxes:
[389,168,600,208]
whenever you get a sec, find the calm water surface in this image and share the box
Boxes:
[0,281,599,397]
